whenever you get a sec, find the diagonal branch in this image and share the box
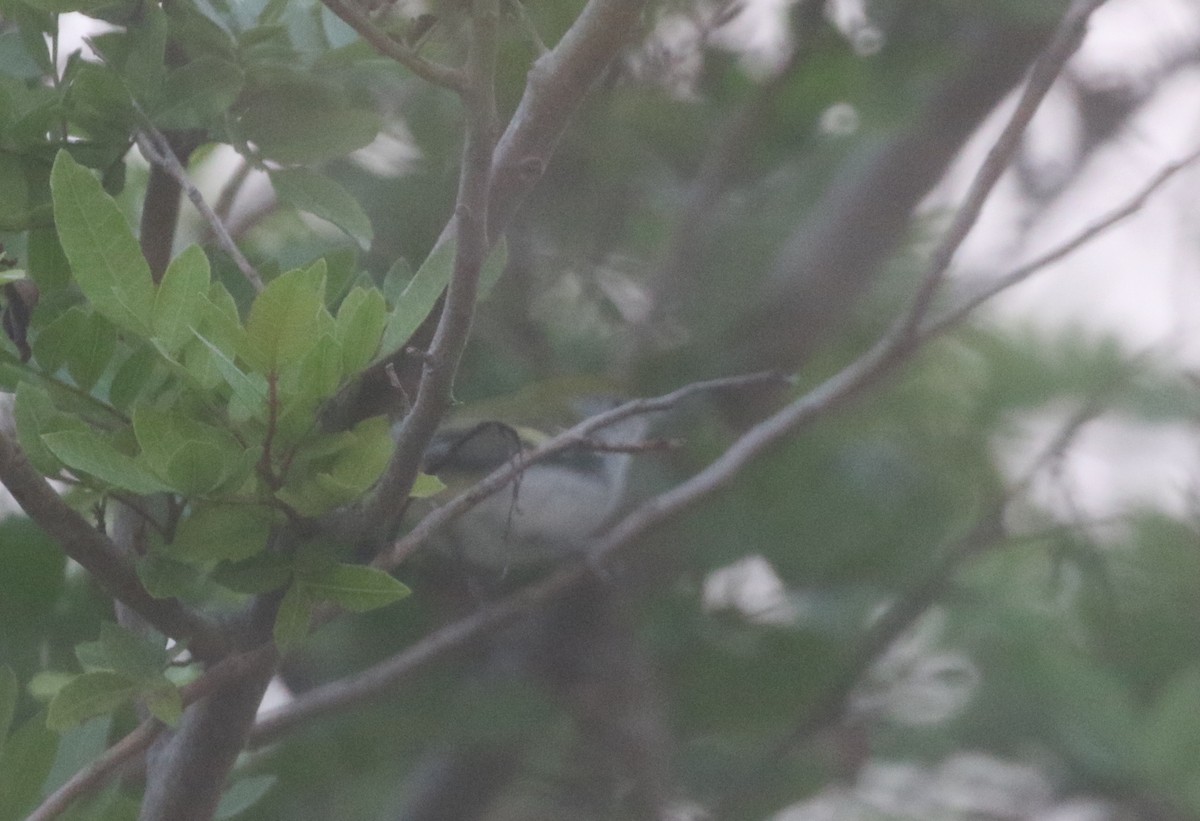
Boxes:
[897,0,1109,338]
[26,646,276,821]
[0,432,227,661]
[923,143,1200,338]
[486,0,649,237]
[374,371,786,572]
[134,129,265,293]
[319,0,468,93]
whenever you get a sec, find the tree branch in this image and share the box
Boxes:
[716,398,1112,816]
[578,0,1109,590]
[898,0,1109,339]
[486,0,648,238]
[726,10,1062,380]
[319,0,468,93]
[26,647,276,821]
[135,129,265,293]
[318,0,650,435]
[254,52,1184,790]
[375,371,786,572]
[923,143,1200,338]
[0,432,227,660]
[248,0,1125,755]
[358,0,500,538]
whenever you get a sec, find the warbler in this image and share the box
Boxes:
[415,395,660,572]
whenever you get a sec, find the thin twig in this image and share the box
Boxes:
[319,0,468,93]
[898,0,1109,338]
[250,555,588,747]
[134,131,265,293]
[26,646,275,821]
[375,371,786,571]
[922,144,1200,338]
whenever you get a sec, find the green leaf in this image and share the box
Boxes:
[153,57,243,129]
[378,238,507,355]
[164,442,226,496]
[0,711,58,819]
[276,417,393,515]
[215,775,277,821]
[411,472,446,498]
[110,344,166,410]
[26,227,71,293]
[143,679,182,726]
[379,239,451,355]
[49,151,154,336]
[40,431,170,494]
[272,581,311,654]
[135,553,204,600]
[270,167,373,246]
[233,76,380,164]
[243,261,327,374]
[74,623,167,681]
[380,256,411,307]
[46,672,137,733]
[335,286,386,374]
[12,382,89,476]
[133,405,245,495]
[300,564,410,612]
[211,553,292,595]
[167,503,274,564]
[323,247,359,309]
[31,308,118,392]
[285,333,342,405]
[192,331,268,422]
[154,245,211,355]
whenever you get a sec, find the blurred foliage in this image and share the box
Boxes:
[0,0,1197,819]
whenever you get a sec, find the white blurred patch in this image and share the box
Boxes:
[702,554,801,625]
[819,102,860,137]
[350,125,423,179]
[256,675,295,717]
[851,607,980,726]
[777,753,1115,821]
[997,410,1197,532]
